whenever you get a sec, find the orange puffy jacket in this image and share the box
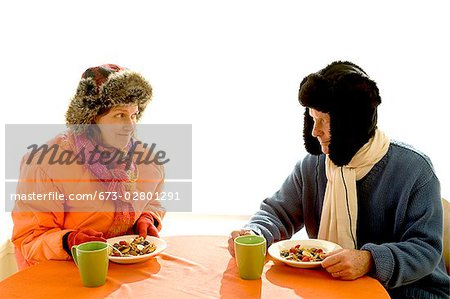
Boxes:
[11,133,165,269]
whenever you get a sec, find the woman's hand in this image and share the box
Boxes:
[227,229,253,257]
[321,249,373,280]
[67,229,106,249]
[135,213,159,238]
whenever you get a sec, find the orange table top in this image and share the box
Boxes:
[0,235,390,298]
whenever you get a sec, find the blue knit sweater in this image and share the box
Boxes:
[245,141,449,298]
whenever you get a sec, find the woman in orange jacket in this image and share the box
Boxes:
[11,64,165,269]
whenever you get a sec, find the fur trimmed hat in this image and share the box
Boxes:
[66,64,152,132]
[298,61,381,166]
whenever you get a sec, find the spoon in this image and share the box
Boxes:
[107,243,124,257]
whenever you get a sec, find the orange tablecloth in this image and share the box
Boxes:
[0,236,390,298]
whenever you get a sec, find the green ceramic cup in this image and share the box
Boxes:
[71,241,109,287]
[234,235,266,280]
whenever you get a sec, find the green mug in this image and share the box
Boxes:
[71,241,109,287]
[234,235,266,280]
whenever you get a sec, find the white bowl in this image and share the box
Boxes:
[106,235,167,264]
[268,239,342,268]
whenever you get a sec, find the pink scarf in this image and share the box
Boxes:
[73,133,137,238]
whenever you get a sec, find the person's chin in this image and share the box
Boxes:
[115,137,131,147]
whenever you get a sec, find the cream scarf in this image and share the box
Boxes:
[318,130,390,249]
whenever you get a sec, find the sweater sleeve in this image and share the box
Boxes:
[244,161,304,246]
[361,177,443,289]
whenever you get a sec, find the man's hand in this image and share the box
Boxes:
[321,249,373,280]
[227,229,253,257]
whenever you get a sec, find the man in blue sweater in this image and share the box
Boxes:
[228,61,449,298]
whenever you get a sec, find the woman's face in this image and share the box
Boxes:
[309,108,331,154]
[95,105,139,149]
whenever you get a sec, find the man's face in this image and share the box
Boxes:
[308,108,331,154]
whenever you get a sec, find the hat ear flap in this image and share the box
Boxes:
[327,74,380,166]
[303,108,322,155]
[328,113,355,166]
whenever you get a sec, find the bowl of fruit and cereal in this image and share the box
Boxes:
[268,239,341,268]
[106,235,167,264]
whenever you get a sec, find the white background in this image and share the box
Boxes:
[1,0,449,239]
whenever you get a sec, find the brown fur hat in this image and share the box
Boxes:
[298,61,381,166]
[65,64,152,132]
